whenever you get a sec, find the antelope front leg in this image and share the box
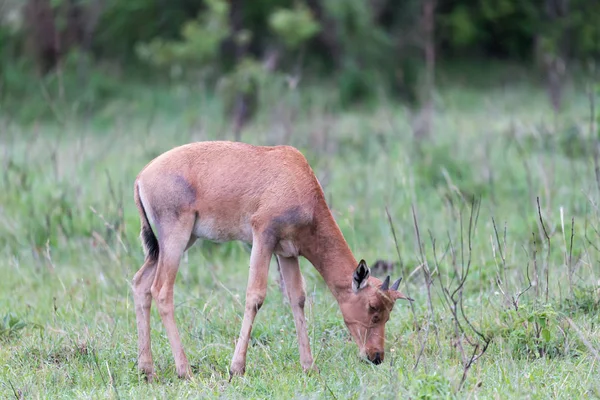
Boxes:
[277,255,317,373]
[230,236,273,377]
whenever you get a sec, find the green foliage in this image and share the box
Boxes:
[221,58,269,96]
[561,286,600,314]
[336,61,382,107]
[135,0,230,73]
[94,0,205,62]
[495,304,569,359]
[268,3,320,50]
[443,6,479,47]
[0,56,141,124]
[321,0,398,105]
[0,313,27,341]
[413,143,488,201]
[1,168,94,250]
[520,120,593,161]
[1,0,599,112]
[410,372,455,399]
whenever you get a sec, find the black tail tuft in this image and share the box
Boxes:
[136,181,159,261]
[142,224,159,261]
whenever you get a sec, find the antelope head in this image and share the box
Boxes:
[339,259,413,364]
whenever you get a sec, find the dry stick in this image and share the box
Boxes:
[589,87,600,197]
[384,206,422,364]
[447,231,459,290]
[502,222,508,291]
[583,199,600,254]
[385,207,417,319]
[7,379,21,400]
[513,132,536,216]
[451,196,481,300]
[536,197,551,303]
[436,197,491,390]
[430,231,468,365]
[580,226,598,295]
[411,204,441,360]
[563,317,600,363]
[532,232,539,301]
[567,217,575,297]
[458,336,491,391]
[456,199,487,340]
[437,231,471,345]
[458,201,489,342]
[446,211,477,348]
[582,198,600,304]
[515,244,533,310]
[491,218,533,311]
[428,231,452,305]
[491,217,512,307]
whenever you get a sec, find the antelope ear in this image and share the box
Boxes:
[391,290,414,302]
[352,259,370,293]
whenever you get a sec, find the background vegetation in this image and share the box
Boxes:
[1,0,600,398]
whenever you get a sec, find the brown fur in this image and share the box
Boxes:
[132,141,412,381]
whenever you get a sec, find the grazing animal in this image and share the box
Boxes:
[132,141,412,380]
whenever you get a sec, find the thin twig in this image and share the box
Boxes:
[385,206,418,322]
[588,87,600,197]
[564,317,600,363]
[515,245,533,309]
[537,197,551,303]
[412,203,441,358]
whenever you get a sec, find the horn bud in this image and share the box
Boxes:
[391,277,402,291]
[380,275,390,291]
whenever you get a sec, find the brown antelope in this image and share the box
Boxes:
[132,141,412,380]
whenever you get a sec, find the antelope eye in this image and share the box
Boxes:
[368,305,378,313]
[372,314,381,323]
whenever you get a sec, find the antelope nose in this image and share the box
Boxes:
[370,352,383,365]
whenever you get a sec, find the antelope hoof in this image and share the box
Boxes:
[139,364,156,383]
[302,363,319,375]
[177,366,193,380]
[229,363,246,379]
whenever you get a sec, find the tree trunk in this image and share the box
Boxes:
[23,0,104,75]
[412,0,436,141]
[23,0,59,74]
[542,0,570,114]
[229,0,252,141]
[304,0,342,68]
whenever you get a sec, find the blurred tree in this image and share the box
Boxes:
[1,0,599,119]
[135,0,230,76]
[135,0,320,140]
[268,3,320,50]
[21,0,105,75]
[411,0,437,141]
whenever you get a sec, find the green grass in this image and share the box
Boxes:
[1,66,600,399]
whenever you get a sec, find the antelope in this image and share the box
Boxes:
[132,140,412,380]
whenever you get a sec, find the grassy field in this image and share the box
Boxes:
[1,65,600,399]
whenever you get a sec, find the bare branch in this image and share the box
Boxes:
[536,196,551,303]
[411,203,440,369]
